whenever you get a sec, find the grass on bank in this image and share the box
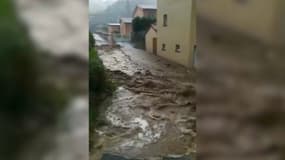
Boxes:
[89,32,116,152]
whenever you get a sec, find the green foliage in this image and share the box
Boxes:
[89,32,116,152]
[131,17,156,49]
[89,32,95,50]
[132,16,156,33]
[89,32,110,95]
[89,49,106,94]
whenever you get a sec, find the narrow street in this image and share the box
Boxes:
[91,42,196,160]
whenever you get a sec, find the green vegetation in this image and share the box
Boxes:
[89,32,115,151]
[132,16,156,49]
[132,16,156,33]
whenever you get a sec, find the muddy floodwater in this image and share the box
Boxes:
[91,43,196,160]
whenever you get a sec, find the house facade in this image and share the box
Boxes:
[157,0,196,68]
[107,23,120,43]
[133,5,157,18]
[197,0,285,47]
[145,25,157,54]
[120,18,133,37]
[107,23,120,35]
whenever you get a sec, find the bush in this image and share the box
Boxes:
[89,32,95,51]
[132,17,156,49]
[132,16,156,33]
[89,32,115,151]
[89,49,106,95]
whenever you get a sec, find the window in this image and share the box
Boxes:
[163,14,167,27]
[162,43,166,51]
[175,44,181,53]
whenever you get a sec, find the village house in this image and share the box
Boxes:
[145,24,157,54]
[107,23,120,35]
[120,18,133,37]
[197,0,285,47]
[156,0,196,68]
[133,4,157,18]
[107,23,120,43]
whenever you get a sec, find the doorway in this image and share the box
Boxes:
[153,38,157,55]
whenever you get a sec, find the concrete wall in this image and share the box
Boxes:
[197,0,283,46]
[145,27,157,54]
[157,0,196,68]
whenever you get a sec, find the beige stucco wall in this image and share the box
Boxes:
[157,0,196,68]
[197,0,284,46]
[145,27,157,54]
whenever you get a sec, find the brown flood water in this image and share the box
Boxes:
[91,43,196,160]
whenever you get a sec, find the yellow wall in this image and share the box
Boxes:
[157,0,196,68]
[197,0,284,46]
[145,27,157,54]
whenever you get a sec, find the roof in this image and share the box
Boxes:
[120,17,133,23]
[146,24,157,35]
[137,4,157,10]
[150,24,157,32]
[108,23,120,26]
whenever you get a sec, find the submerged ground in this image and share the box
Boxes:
[91,40,196,160]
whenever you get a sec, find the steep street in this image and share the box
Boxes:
[91,43,196,160]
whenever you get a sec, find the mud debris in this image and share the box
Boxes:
[92,45,196,159]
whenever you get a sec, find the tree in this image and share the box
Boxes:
[132,16,156,33]
[132,16,156,48]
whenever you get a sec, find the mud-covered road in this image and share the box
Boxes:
[91,44,196,160]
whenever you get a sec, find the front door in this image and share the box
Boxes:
[153,38,157,55]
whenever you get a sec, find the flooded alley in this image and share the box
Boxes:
[91,43,196,160]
